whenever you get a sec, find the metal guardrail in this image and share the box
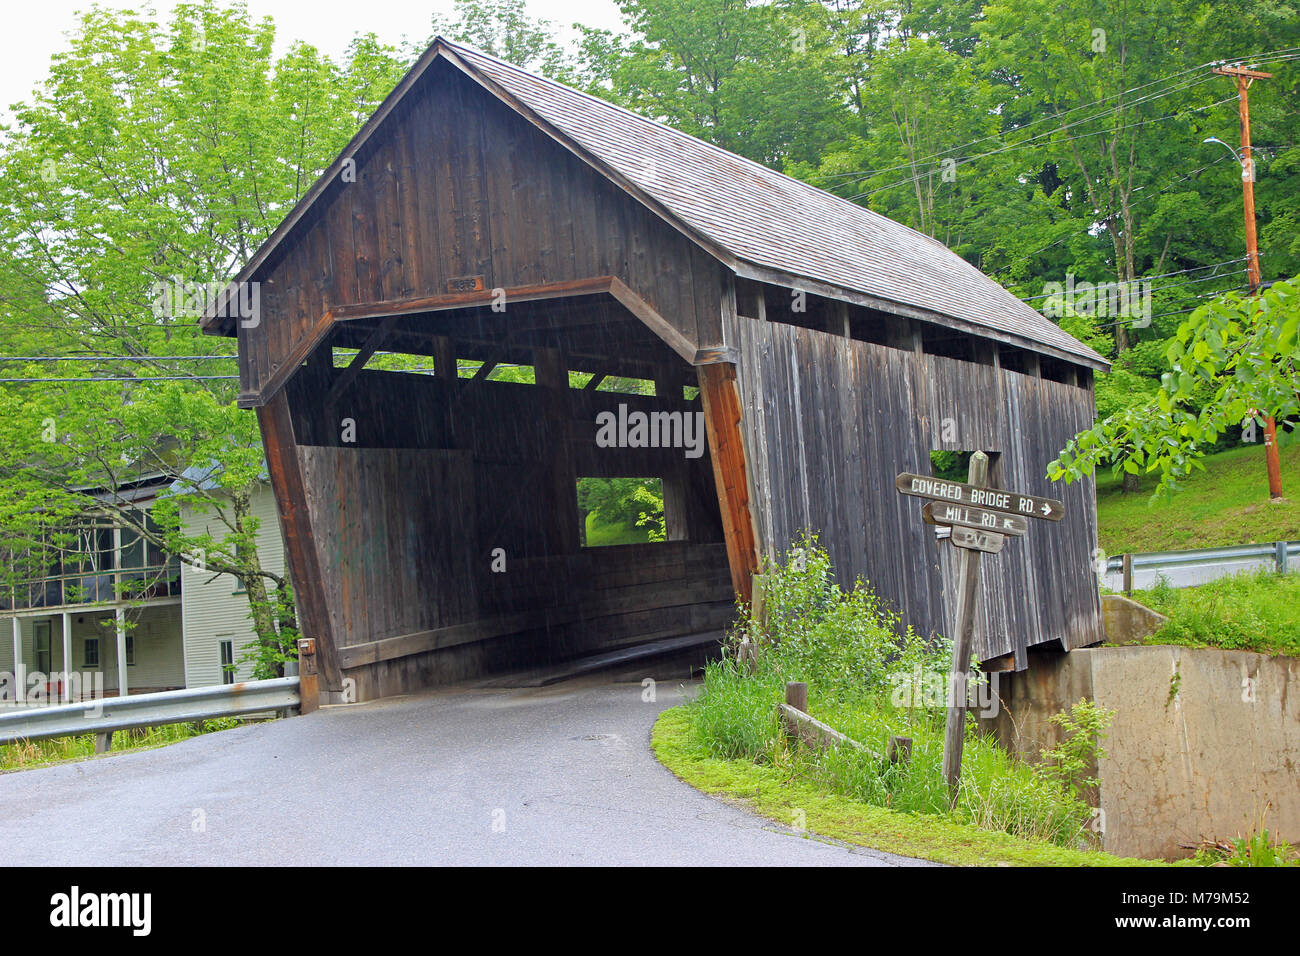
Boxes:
[1103,540,1299,590]
[1105,541,1300,573]
[0,676,300,747]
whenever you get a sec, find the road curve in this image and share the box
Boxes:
[0,675,932,866]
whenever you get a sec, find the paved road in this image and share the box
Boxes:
[1,675,930,866]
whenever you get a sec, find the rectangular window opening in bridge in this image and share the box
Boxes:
[576,477,667,547]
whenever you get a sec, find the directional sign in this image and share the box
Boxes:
[949,526,1005,554]
[895,473,1066,521]
[922,501,1028,536]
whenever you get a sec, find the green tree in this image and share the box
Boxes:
[1049,277,1300,498]
[427,0,571,75]
[0,1,409,676]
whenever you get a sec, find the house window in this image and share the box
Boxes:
[83,637,99,668]
[126,635,135,666]
[34,621,51,674]
[219,640,235,685]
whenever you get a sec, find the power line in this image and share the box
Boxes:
[0,376,240,383]
[1018,258,1249,301]
[830,74,1221,190]
[819,46,1300,187]
[847,93,1239,201]
[0,355,236,363]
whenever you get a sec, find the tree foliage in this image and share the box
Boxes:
[1049,276,1300,495]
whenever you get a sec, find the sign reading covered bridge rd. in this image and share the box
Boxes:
[895,456,1066,803]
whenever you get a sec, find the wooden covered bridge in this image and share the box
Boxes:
[203,38,1109,702]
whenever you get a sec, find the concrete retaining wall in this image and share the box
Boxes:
[983,644,1300,860]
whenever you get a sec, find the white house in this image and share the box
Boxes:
[179,480,286,688]
[1,479,285,706]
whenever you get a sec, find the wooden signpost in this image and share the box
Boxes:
[896,453,1065,806]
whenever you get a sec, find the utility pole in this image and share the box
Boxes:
[1213,63,1282,500]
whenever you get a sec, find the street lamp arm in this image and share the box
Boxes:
[1202,136,1242,163]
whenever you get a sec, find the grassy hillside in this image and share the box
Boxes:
[582,510,654,547]
[1096,444,1300,554]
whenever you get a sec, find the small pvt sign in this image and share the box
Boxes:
[896,454,1066,804]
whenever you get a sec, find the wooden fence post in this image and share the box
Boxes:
[941,452,988,808]
[298,638,319,715]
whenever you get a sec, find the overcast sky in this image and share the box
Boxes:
[2,0,627,119]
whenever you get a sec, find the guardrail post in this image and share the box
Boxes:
[297,638,319,715]
[1122,553,1133,595]
[1276,541,1288,574]
[95,731,113,754]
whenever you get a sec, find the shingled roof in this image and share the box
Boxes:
[207,37,1107,370]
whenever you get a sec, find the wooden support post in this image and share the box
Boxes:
[698,362,759,605]
[942,451,988,808]
[257,391,344,692]
[737,637,758,675]
[431,335,457,381]
[785,681,808,713]
[751,573,768,631]
[297,637,319,715]
[655,366,691,541]
[1122,553,1133,595]
[888,735,913,765]
[535,347,580,554]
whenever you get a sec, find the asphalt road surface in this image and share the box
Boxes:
[1,675,931,866]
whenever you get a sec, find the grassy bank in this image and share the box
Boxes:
[1132,569,1300,657]
[0,717,243,772]
[652,707,1159,866]
[663,535,1167,866]
[1096,443,1300,554]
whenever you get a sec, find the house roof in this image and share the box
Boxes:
[205,37,1107,371]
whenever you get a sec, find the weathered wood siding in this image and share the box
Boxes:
[236,58,723,401]
[726,312,1101,666]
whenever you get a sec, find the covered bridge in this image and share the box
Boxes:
[203,38,1109,701]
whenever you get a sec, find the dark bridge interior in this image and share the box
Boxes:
[280,290,734,699]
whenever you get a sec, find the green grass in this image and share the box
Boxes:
[652,706,1165,867]
[0,718,244,772]
[680,659,1126,849]
[582,510,654,547]
[1096,443,1300,554]
[1132,569,1300,657]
